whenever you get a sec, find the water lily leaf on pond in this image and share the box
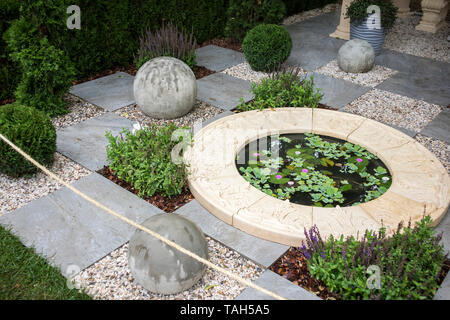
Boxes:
[339,184,352,192]
[287,148,303,158]
[320,170,333,176]
[269,173,289,184]
[248,160,258,167]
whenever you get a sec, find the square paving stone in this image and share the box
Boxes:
[174,200,289,268]
[419,109,450,144]
[435,207,450,256]
[195,45,246,72]
[70,72,135,111]
[197,73,254,111]
[376,71,450,106]
[235,270,320,300]
[0,173,163,276]
[308,72,371,109]
[434,273,450,300]
[56,112,134,171]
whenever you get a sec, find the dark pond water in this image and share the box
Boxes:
[235,133,391,207]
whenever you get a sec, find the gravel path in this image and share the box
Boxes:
[342,89,443,132]
[282,3,340,26]
[115,101,223,128]
[52,94,105,129]
[415,134,450,173]
[384,14,450,63]
[73,237,263,300]
[0,153,91,216]
[315,60,397,87]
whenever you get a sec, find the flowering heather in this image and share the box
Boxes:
[299,216,447,300]
[136,22,197,70]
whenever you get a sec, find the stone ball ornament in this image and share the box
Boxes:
[337,39,375,73]
[128,214,208,294]
[133,57,197,119]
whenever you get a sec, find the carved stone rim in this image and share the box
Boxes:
[184,108,450,246]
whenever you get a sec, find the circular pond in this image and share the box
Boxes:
[184,108,449,246]
[236,133,392,207]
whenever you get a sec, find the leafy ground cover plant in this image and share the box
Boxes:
[0,104,56,177]
[300,216,447,300]
[136,22,197,70]
[236,67,322,111]
[237,133,391,207]
[105,123,190,198]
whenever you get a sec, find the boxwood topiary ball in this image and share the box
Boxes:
[0,104,56,177]
[242,24,292,72]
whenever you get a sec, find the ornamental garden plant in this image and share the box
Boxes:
[237,67,323,111]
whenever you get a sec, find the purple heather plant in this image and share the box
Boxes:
[136,22,197,70]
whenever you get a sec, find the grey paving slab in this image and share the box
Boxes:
[197,73,254,111]
[419,109,450,143]
[435,207,450,256]
[376,71,450,106]
[56,112,134,171]
[195,45,246,72]
[200,110,234,128]
[434,272,450,300]
[0,173,163,277]
[308,72,371,109]
[174,200,289,268]
[285,11,344,71]
[70,72,135,111]
[235,270,321,300]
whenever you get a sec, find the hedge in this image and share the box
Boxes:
[0,0,338,101]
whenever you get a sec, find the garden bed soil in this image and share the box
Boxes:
[270,247,450,300]
[200,38,243,52]
[98,166,194,213]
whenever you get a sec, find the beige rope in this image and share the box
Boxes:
[0,133,287,300]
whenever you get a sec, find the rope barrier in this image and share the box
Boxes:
[0,132,287,300]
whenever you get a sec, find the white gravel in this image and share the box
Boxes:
[342,89,443,132]
[73,237,263,300]
[282,3,340,25]
[315,60,398,87]
[384,14,450,63]
[115,101,223,128]
[415,134,450,173]
[222,62,271,83]
[0,153,91,216]
[52,94,105,129]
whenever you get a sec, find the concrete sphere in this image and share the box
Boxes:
[337,39,375,73]
[128,214,208,294]
[133,57,197,119]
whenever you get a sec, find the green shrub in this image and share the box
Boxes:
[136,22,197,70]
[242,24,292,72]
[0,104,56,177]
[301,216,447,300]
[237,67,323,111]
[225,0,286,41]
[106,123,190,198]
[9,37,75,116]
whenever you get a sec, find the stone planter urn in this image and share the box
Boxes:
[394,0,411,18]
[416,0,448,33]
[350,17,385,56]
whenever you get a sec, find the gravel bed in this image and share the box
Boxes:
[52,94,105,129]
[115,100,223,128]
[282,3,340,26]
[222,62,270,83]
[384,14,450,63]
[315,60,397,87]
[415,134,450,173]
[342,89,443,132]
[0,153,91,216]
[222,62,308,84]
[73,237,263,300]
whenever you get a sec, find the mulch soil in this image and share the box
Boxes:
[270,246,450,300]
[98,166,194,213]
[193,65,215,79]
[269,247,342,300]
[200,38,243,52]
